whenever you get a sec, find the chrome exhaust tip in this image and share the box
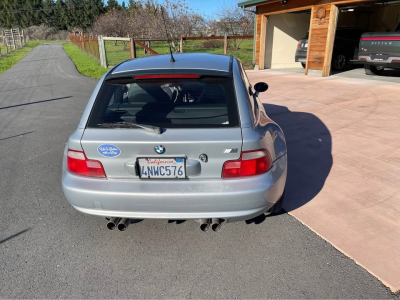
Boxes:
[211,218,222,232]
[199,219,211,232]
[117,218,130,231]
[107,217,121,230]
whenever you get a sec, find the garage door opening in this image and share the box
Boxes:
[332,1,400,79]
[263,10,311,71]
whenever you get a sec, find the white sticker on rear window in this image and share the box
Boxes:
[98,144,121,158]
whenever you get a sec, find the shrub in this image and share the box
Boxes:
[24,25,69,41]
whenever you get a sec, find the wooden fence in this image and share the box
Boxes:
[0,28,26,57]
[69,34,253,68]
[70,33,100,60]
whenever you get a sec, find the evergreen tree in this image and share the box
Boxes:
[0,0,20,28]
[107,0,120,10]
[0,0,106,30]
[43,0,56,27]
[54,0,67,30]
[21,0,43,27]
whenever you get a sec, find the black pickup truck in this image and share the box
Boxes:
[358,22,400,75]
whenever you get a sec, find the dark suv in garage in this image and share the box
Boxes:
[295,27,366,70]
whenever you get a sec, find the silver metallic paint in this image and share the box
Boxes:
[62,54,288,223]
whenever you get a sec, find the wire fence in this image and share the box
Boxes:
[104,40,131,66]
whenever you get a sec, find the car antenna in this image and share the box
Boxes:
[161,6,176,63]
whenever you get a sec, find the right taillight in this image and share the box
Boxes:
[67,149,106,178]
[222,150,272,178]
[297,42,301,48]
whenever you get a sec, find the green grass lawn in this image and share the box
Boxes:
[63,43,108,79]
[105,39,254,69]
[0,40,67,75]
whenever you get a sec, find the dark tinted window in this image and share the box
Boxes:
[396,22,400,32]
[87,77,239,128]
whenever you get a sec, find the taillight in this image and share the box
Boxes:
[297,42,301,48]
[67,149,106,178]
[222,150,272,178]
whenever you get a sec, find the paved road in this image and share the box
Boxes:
[0,44,395,298]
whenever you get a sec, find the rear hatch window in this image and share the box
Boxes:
[87,75,239,129]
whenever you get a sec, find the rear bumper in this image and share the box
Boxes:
[295,52,307,63]
[62,154,287,223]
[359,54,400,68]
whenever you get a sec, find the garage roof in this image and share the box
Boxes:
[237,0,271,8]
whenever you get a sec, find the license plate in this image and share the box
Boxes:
[138,158,186,179]
[371,54,388,61]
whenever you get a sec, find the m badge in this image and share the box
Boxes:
[224,148,238,154]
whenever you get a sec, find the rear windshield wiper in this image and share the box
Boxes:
[98,122,163,134]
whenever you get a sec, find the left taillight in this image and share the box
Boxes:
[67,149,106,178]
[222,149,272,178]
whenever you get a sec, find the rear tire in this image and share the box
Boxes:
[332,54,347,71]
[301,63,306,68]
[364,65,384,75]
[269,191,285,215]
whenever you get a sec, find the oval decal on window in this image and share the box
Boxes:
[98,144,121,158]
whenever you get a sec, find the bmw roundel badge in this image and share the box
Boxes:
[154,145,166,154]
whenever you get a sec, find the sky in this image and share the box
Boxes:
[116,0,226,18]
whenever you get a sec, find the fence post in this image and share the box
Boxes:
[180,37,183,53]
[88,35,91,55]
[129,38,136,59]
[224,35,228,55]
[98,36,107,68]
[80,32,85,51]
[22,29,26,46]
[11,30,16,50]
[20,30,23,48]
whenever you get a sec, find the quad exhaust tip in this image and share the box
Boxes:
[107,217,121,230]
[107,218,222,232]
[211,218,222,232]
[199,219,223,232]
[199,219,211,232]
[117,218,130,231]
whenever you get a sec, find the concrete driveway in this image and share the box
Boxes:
[0,44,397,298]
[248,69,400,292]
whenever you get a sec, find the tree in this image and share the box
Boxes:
[214,0,255,50]
[0,0,43,28]
[54,0,68,30]
[43,0,56,28]
[0,0,20,28]
[92,9,130,37]
[107,0,120,10]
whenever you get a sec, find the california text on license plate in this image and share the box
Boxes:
[138,158,186,179]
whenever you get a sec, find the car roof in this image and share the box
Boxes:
[109,53,233,78]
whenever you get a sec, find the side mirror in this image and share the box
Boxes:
[254,82,269,93]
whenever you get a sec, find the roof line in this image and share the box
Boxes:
[237,0,271,8]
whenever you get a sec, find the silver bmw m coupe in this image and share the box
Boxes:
[62,53,287,232]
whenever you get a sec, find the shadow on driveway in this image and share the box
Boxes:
[264,103,333,213]
[0,96,72,110]
[0,228,32,245]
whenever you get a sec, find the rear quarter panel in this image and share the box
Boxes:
[233,59,287,162]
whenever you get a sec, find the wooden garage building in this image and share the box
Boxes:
[238,0,400,76]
